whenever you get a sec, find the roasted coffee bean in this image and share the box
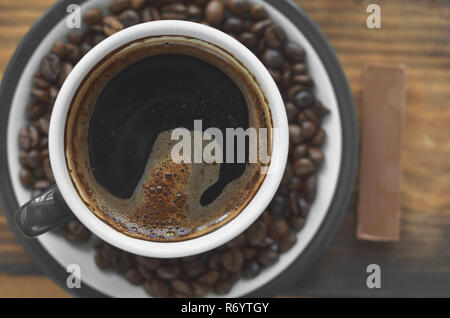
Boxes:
[278,183,289,196]
[261,210,271,227]
[302,120,317,139]
[161,3,187,19]
[187,4,202,21]
[141,6,161,22]
[51,41,66,58]
[293,158,315,176]
[205,0,225,25]
[269,219,290,240]
[257,236,274,248]
[308,147,324,165]
[64,43,81,64]
[30,87,50,103]
[67,31,82,45]
[289,190,300,215]
[130,0,146,11]
[19,168,34,188]
[171,279,192,296]
[18,127,31,151]
[58,63,73,86]
[108,0,130,15]
[136,256,160,270]
[253,37,265,55]
[257,248,279,267]
[305,174,317,202]
[282,69,292,87]
[314,101,330,118]
[120,254,134,273]
[32,75,50,89]
[226,0,249,17]
[144,279,171,298]
[292,74,313,87]
[94,250,107,269]
[125,268,144,285]
[103,16,124,36]
[311,128,326,146]
[292,63,307,74]
[25,102,46,120]
[214,280,233,295]
[19,151,29,167]
[292,144,307,160]
[268,68,282,84]
[269,240,280,253]
[198,270,220,286]
[137,264,154,280]
[224,17,243,35]
[281,163,292,185]
[40,147,49,158]
[40,54,61,82]
[284,41,305,63]
[242,247,257,260]
[226,233,246,248]
[298,197,310,217]
[33,166,45,179]
[20,125,36,150]
[192,283,209,297]
[285,102,299,123]
[238,32,257,48]
[294,90,314,109]
[250,4,267,21]
[289,124,303,144]
[251,19,272,36]
[262,49,283,70]
[48,86,59,105]
[289,215,306,231]
[287,85,305,102]
[103,243,121,256]
[243,260,261,278]
[246,220,266,246]
[65,219,91,242]
[221,248,244,272]
[279,231,297,252]
[183,260,206,277]
[264,24,286,48]
[83,9,103,25]
[297,112,307,123]
[156,266,181,280]
[304,109,320,126]
[119,9,141,27]
[269,194,286,219]
[80,42,93,55]
[288,176,303,191]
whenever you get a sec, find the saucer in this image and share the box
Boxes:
[0,0,358,297]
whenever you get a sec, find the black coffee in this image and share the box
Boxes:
[65,36,271,241]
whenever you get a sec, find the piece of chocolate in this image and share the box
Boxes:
[356,63,405,242]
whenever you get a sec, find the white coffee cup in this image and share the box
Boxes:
[15,20,288,258]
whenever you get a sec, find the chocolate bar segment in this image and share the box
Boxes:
[357,64,405,242]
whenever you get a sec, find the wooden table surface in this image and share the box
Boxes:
[0,0,449,298]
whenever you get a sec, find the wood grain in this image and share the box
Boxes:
[0,0,449,297]
[0,274,70,298]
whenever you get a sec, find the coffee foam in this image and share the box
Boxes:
[65,36,272,242]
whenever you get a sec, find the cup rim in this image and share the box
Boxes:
[49,20,289,258]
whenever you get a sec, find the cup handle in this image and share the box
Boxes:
[15,185,75,238]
